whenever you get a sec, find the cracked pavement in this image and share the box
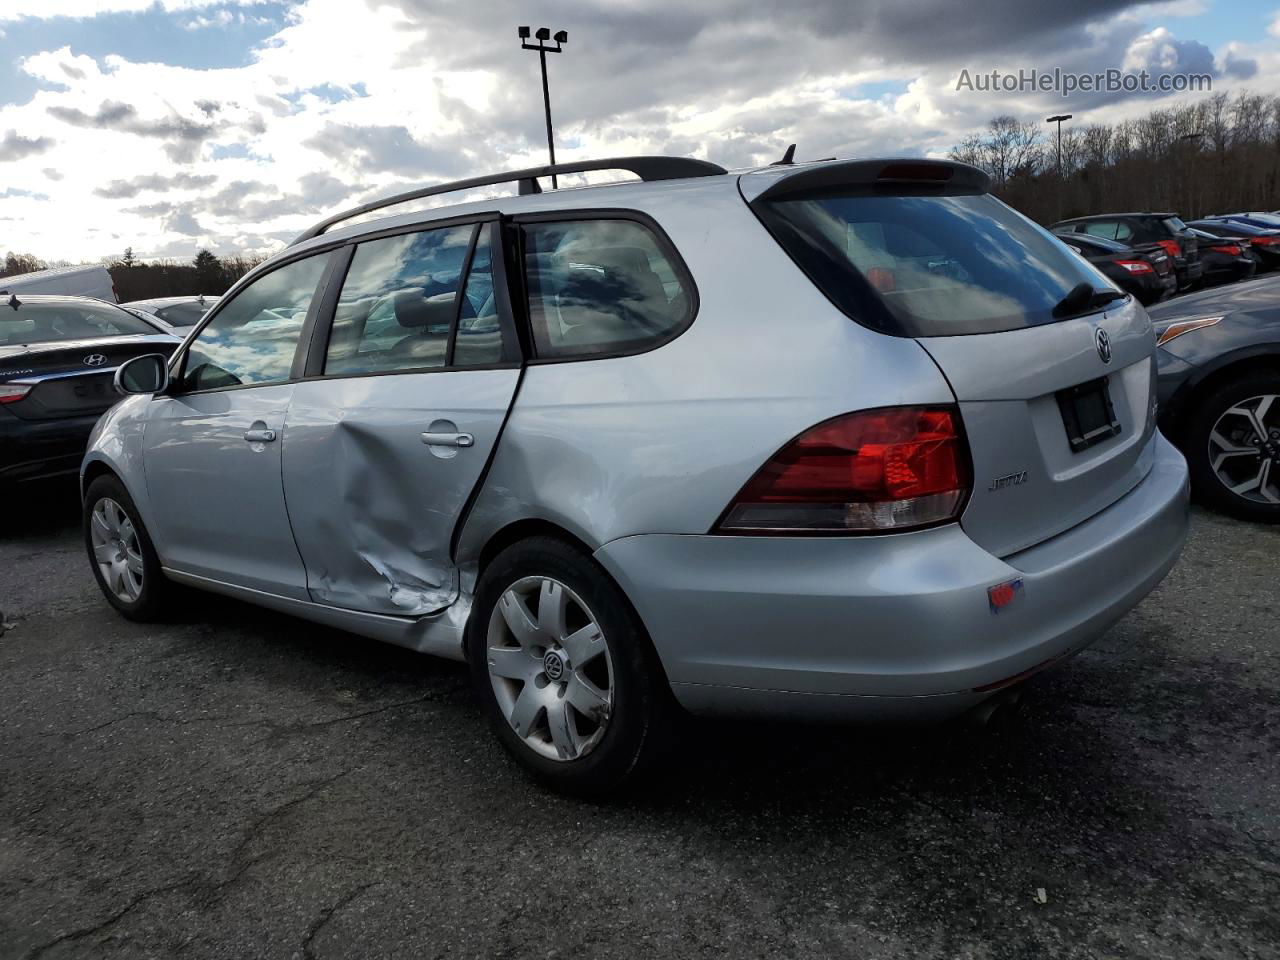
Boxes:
[1,480,1277,959]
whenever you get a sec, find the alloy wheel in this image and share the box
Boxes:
[1207,393,1280,505]
[485,576,613,762]
[89,497,145,602]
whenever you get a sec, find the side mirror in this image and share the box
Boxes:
[114,353,170,396]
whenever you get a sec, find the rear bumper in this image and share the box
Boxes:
[0,409,99,483]
[595,434,1189,721]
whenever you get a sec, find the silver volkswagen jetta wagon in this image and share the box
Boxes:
[84,156,1190,793]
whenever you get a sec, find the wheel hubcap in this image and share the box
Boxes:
[1207,393,1280,505]
[90,497,145,602]
[486,576,613,762]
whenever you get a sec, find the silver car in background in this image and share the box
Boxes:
[83,156,1190,794]
[120,295,220,334]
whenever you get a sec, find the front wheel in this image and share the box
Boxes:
[83,475,173,620]
[466,537,675,796]
[1184,372,1280,523]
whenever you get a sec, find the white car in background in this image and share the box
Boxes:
[120,296,220,334]
[0,264,117,301]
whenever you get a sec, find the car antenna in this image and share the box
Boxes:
[771,144,797,166]
[7,293,20,310]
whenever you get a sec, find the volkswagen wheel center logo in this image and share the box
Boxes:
[1095,328,1112,364]
[83,354,108,367]
[542,650,566,681]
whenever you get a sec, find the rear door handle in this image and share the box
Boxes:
[243,428,276,443]
[421,431,474,448]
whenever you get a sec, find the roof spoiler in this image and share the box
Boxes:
[291,155,728,245]
[746,158,991,203]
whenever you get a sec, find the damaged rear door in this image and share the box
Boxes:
[281,218,523,616]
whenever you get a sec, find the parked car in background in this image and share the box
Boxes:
[1054,232,1176,305]
[1,295,178,486]
[0,264,117,302]
[1052,213,1203,291]
[1188,219,1280,273]
[1207,212,1280,231]
[83,155,1189,794]
[1149,275,1280,522]
[121,295,220,334]
[1186,229,1256,287]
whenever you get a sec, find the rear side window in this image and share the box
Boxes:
[522,219,693,358]
[757,192,1109,337]
[325,224,475,375]
[1083,221,1119,240]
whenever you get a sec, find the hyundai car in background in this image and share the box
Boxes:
[1149,275,1280,522]
[1055,232,1176,305]
[82,156,1189,794]
[1053,213,1203,290]
[2,295,177,486]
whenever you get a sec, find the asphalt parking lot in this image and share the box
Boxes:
[1,481,1277,960]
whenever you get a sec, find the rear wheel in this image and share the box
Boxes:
[83,475,172,620]
[1185,372,1280,523]
[466,537,674,796]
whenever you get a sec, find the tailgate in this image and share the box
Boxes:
[918,298,1157,557]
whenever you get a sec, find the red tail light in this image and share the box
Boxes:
[1115,259,1154,274]
[1250,236,1280,247]
[717,407,970,534]
[1155,239,1181,258]
[0,383,32,405]
[1208,244,1242,256]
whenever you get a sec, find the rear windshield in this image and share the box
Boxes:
[0,301,156,346]
[155,301,210,326]
[758,192,1109,337]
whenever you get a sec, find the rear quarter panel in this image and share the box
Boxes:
[455,180,955,559]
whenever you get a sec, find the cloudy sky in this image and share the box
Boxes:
[2,0,1279,263]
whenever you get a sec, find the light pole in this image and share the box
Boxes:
[1046,114,1073,178]
[518,26,568,188]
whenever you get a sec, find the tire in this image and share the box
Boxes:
[83,474,173,620]
[1183,371,1280,523]
[466,536,675,796]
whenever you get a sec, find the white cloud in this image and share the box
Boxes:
[0,0,270,21]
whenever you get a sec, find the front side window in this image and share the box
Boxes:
[179,254,327,392]
[325,224,475,375]
[523,219,693,358]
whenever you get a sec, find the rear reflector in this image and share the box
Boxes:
[0,383,32,405]
[717,407,970,534]
[1115,259,1154,274]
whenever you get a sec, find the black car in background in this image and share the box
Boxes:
[1186,228,1256,287]
[0,295,179,486]
[1187,219,1280,273]
[1052,212,1203,290]
[1148,275,1280,523]
[1054,232,1176,305]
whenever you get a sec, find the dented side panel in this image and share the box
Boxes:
[281,368,520,616]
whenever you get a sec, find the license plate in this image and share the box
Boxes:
[1056,376,1121,453]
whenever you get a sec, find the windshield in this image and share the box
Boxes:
[758,191,1110,337]
[155,301,212,326]
[0,300,157,346]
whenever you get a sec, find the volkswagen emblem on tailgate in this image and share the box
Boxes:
[1094,329,1112,364]
[83,354,107,367]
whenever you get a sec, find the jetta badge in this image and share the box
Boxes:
[83,354,107,367]
[1094,329,1112,365]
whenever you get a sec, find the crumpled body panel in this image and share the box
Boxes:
[282,369,519,617]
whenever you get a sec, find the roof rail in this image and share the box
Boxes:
[291,155,728,245]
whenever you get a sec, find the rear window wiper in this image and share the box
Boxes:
[1052,282,1126,320]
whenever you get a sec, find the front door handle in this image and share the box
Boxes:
[421,431,474,448]
[243,428,276,443]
